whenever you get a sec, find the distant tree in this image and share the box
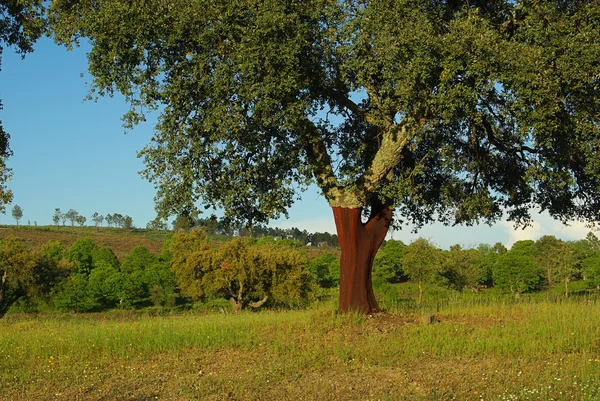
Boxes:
[75,215,86,227]
[123,215,134,230]
[477,243,507,287]
[112,213,124,228]
[172,214,195,232]
[169,232,309,311]
[533,235,575,296]
[53,274,96,312]
[11,205,22,226]
[65,209,78,227]
[441,245,485,291]
[60,211,68,226]
[493,240,541,294]
[105,213,113,227]
[373,240,406,284]
[146,218,168,231]
[402,238,442,306]
[196,214,218,235]
[86,261,123,309]
[52,208,62,226]
[120,246,176,306]
[91,212,104,229]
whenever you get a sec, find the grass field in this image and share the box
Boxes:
[2,297,599,401]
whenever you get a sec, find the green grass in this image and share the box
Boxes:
[1,299,600,400]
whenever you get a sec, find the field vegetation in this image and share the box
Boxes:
[1,225,600,399]
[1,295,600,400]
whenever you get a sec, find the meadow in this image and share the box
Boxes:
[2,294,599,401]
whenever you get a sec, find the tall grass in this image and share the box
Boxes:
[1,299,600,400]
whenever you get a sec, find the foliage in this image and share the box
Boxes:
[91,247,119,269]
[477,242,507,287]
[493,240,541,294]
[66,237,96,276]
[403,238,441,284]
[75,215,86,227]
[534,235,575,295]
[119,246,177,307]
[440,245,485,291]
[52,208,62,226]
[11,205,22,226]
[91,212,104,228]
[373,239,406,284]
[402,238,442,305]
[169,232,310,310]
[168,229,213,301]
[64,209,78,227]
[49,0,600,231]
[0,237,63,317]
[308,253,340,288]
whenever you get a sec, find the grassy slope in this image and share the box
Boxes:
[0,225,170,260]
[1,299,599,400]
[0,225,339,261]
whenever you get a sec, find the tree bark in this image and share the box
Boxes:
[333,206,392,313]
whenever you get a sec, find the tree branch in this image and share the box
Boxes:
[357,122,413,195]
[248,295,268,308]
[299,118,342,197]
[326,88,375,125]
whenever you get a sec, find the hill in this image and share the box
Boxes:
[0,225,170,260]
[0,225,340,261]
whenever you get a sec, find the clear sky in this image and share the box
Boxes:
[0,37,595,249]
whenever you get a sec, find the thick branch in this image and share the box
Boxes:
[326,88,375,125]
[248,295,268,308]
[300,118,365,207]
[358,123,412,195]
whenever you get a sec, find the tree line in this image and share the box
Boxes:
[2,229,600,317]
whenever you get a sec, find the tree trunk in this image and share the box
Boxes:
[418,280,423,307]
[332,206,392,314]
[565,277,569,298]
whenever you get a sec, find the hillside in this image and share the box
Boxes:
[0,225,170,260]
[0,225,340,260]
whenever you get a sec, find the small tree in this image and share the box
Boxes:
[170,231,310,311]
[65,209,78,227]
[123,215,134,230]
[11,205,23,226]
[402,238,442,306]
[52,209,61,226]
[75,215,87,227]
[91,212,104,229]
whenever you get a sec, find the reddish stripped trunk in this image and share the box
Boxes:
[332,206,392,313]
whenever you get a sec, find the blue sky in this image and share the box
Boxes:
[0,37,595,249]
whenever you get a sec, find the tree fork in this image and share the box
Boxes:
[333,206,392,313]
